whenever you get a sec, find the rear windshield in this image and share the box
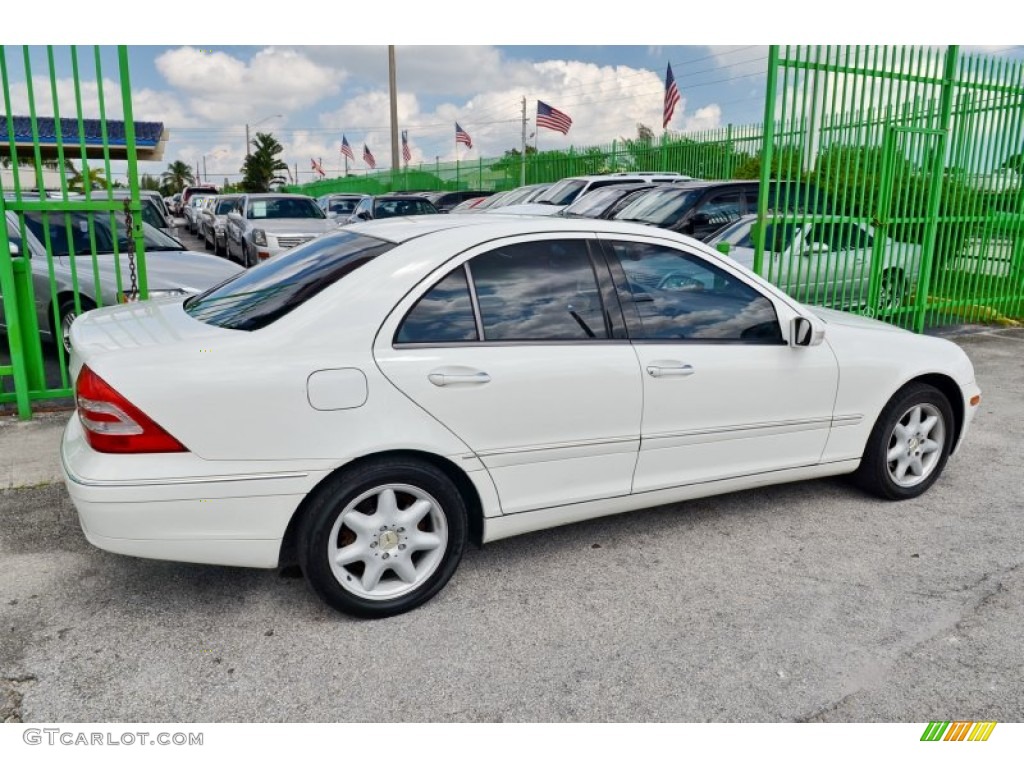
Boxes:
[536,179,586,206]
[184,231,395,331]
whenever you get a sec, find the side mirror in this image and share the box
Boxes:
[356,211,371,221]
[791,316,825,347]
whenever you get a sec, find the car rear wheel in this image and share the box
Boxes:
[298,458,468,618]
[853,382,954,500]
[57,297,95,355]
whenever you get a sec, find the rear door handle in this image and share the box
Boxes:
[646,362,695,378]
[428,368,491,387]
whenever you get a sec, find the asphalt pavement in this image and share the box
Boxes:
[1,328,1022,723]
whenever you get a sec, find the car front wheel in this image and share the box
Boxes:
[298,458,468,618]
[854,382,954,500]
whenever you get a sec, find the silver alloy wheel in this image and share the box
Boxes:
[60,310,77,354]
[886,403,946,487]
[327,484,448,601]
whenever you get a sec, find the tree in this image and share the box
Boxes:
[161,160,195,194]
[140,173,162,192]
[240,132,288,192]
[68,164,109,192]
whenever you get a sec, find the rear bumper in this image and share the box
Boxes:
[61,416,324,569]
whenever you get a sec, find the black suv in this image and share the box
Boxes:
[611,180,826,241]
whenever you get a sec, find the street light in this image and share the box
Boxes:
[245,114,283,158]
[202,149,229,183]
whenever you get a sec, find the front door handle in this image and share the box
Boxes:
[646,362,695,378]
[428,368,491,387]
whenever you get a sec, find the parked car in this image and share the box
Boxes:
[316,194,363,220]
[198,194,242,258]
[499,173,694,215]
[180,184,218,214]
[184,194,212,236]
[70,191,176,239]
[226,193,338,267]
[1,209,241,353]
[611,180,824,241]
[558,182,661,219]
[62,215,980,619]
[707,214,922,313]
[344,194,439,223]
[417,190,493,213]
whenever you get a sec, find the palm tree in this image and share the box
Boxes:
[240,132,288,192]
[68,165,109,193]
[162,160,195,194]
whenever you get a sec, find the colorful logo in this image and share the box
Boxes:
[921,721,997,741]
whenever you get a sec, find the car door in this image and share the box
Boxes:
[225,197,246,258]
[374,234,643,515]
[598,234,839,494]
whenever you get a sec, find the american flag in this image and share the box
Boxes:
[340,135,354,162]
[363,144,376,169]
[537,100,572,135]
[663,63,681,130]
[311,157,326,178]
[455,122,472,149]
[401,130,412,163]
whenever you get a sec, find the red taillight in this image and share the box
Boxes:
[75,365,187,454]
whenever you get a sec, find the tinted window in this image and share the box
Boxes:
[216,198,239,215]
[22,211,182,256]
[807,222,873,250]
[536,179,587,206]
[608,241,782,343]
[613,188,703,226]
[184,230,394,331]
[470,240,608,341]
[247,197,325,220]
[328,198,358,214]
[396,267,478,343]
[373,199,437,218]
[692,191,745,237]
[563,186,640,218]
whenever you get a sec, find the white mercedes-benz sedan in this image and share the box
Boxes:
[61,216,981,618]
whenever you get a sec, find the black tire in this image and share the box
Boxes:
[853,382,955,500]
[56,297,96,355]
[878,269,908,315]
[215,234,226,258]
[298,458,468,619]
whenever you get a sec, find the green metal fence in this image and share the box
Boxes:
[289,123,778,197]
[0,45,146,418]
[756,45,1024,331]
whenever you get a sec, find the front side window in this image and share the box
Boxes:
[607,240,782,343]
[470,240,608,341]
[612,188,703,227]
[22,211,181,256]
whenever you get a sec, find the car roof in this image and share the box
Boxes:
[343,211,694,245]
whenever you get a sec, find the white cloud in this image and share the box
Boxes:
[155,46,343,124]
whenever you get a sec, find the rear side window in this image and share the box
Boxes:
[185,231,394,331]
[396,267,478,343]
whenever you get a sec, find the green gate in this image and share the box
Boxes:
[0,45,148,419]
[757,45,1024,331]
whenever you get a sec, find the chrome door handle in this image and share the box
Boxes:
[428,370,491,387]
[646,363,695,378]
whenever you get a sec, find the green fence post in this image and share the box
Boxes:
[118,46,147,298]
[754,46,781,276]
[913,45,959,333]
[10,257,45,392]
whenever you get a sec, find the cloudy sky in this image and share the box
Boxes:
[4,4,1022,188]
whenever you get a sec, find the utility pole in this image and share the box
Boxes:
[388,46,400,182]
[520,96,527,186]
[245,124,250,158]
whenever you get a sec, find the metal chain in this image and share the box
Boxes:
[123,198,138,298]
